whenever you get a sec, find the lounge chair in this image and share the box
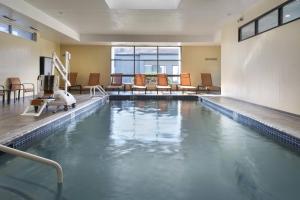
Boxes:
[0,85,5,104]
[156,74,171,94]
[132,74,147,94]
[82,73,101,90]
[68,72,82,94]
[177,73,197,93]
[106,73,124,94]
[200,73,221,92]
[7,77,35,103]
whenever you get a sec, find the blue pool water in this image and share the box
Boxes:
[0,100,300,200]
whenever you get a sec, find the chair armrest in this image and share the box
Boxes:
[22,83,35,88]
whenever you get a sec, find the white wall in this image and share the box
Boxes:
[0,32,60,93]
[221,0,300,115]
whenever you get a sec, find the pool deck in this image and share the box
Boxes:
[0,94,107,145]
[201,96,300,141]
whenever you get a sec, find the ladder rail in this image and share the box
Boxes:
[90,85,109,97]
[0,144,63,184]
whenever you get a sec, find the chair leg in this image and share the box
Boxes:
[18,90,21,101]
[157,88,158,95]
[131,88,134,95]
[14,91,16,103]
[79,86,82,94]
[145,88,147,94]
[2,95,4,105]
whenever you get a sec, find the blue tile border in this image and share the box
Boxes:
[200,97,300,150]
[5,97,109,149]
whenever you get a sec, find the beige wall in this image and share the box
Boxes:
[60,45,111,86]
[60,45,221,87]
[182,46,221,86]
[0,32,60,90]
[221,0,300,115]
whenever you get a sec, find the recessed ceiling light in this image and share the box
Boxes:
[105,0,181,10]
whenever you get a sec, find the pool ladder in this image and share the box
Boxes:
[90,85,109,97]
[0,144,63,184]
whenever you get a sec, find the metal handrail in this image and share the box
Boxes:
[0,144,63,184]
[90,85,109,97]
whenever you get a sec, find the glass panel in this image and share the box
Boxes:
[240,22,255,40]
[0,22,9,33]
[283,0,300,24]
[111,60,134,74]
[158,47,181,60]
[158,61,180,75]
[11,27,34,40]
[135,60,157,74]
[112,47,134,60]
[258,10,279,33]
[135,47,157,60]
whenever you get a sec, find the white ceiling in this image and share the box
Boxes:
[4,0,264,44]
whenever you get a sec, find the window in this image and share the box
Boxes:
[0,22,9,33]
[239,0,300,42]
[282,0,300,24]
[111,46,181,84]
[239,22,255,41]
[258,10,279,33]
[11,26,35,41]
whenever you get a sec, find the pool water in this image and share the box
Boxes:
[0,100,300,200]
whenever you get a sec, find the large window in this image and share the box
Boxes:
[239,0,300,42]
[111,46,181,84]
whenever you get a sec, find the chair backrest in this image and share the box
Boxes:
[201,73,213,87]
[68,72,78,86]
[88,73,100,86]
[111,73,123,86]
[134,74,146,86]
[157,74,169,86]
[180,73,192,86]
[8,77,21,90]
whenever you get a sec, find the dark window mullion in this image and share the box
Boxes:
[278,6,283,26]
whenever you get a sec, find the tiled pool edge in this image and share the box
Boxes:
[200,97,300,150]
[3,96,109,149]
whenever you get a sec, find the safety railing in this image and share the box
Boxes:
[90,85,109,97]
[0,144,63,184]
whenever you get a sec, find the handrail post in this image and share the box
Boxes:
[0,145,63,184]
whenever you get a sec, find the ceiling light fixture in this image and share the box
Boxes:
[105,0,181,10]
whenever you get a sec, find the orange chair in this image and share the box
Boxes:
[106,73,124,94]
[177,73,197,93]
[200,73,221,92]
[156,74,171,94]
[7,77,34,103]
[132,74,147,94]
[68,72,82,94]
[82,73,100,89]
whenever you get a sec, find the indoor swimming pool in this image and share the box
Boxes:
[0,100,300,200]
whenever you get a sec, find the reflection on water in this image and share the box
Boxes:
[110,101,182,144]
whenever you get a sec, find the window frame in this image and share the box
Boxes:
[239,0,300,42]
[111,46,182,84]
